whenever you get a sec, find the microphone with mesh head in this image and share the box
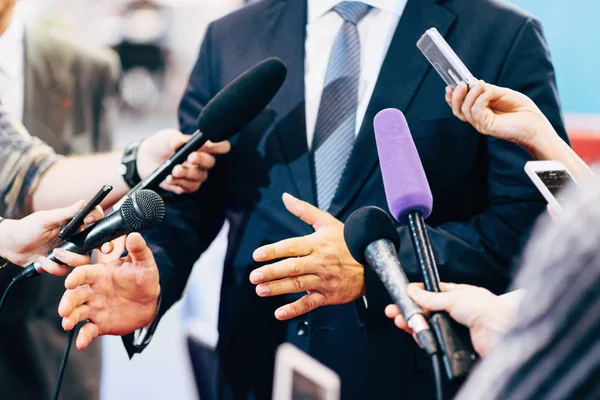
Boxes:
[14,190,165,282]
[125,57,288,196]
[374,108,477,380]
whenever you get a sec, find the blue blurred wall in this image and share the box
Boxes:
[510,0,600,114]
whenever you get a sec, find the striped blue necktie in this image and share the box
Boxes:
[312,1,372,212]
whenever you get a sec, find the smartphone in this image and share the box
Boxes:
[417,27,478,89]
[272,344,341,400]
[524,160,578,214]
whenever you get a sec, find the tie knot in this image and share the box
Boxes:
[333,2,372,25]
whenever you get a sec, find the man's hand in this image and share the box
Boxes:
[137,129,231,194]
[0,200,104,270]
[385,283,516,356]
[58,233,160,350]
[249,193,365,321]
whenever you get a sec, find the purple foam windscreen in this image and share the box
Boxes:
[373,109,433,223]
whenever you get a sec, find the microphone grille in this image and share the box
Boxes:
[344,206,400,265]
[121,190,165,231]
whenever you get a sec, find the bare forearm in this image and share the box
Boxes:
[529,125,595,181]
[31,152,129,211]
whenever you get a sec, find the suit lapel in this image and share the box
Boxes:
[264,0,315,205]
[23,28,73,153]
[328,0,456,218]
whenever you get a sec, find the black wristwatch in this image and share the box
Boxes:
[120,140,143,188]
[0,217,9,269]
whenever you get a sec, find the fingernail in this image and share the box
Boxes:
[250,270,265,283]
[84,215,95,224]
[253,250,266,261]
[256,285,270,296]
[275,308,287,319]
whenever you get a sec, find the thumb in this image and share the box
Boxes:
[125,233,154,267]
[282,192,331,229]
[169,131,189,152]
[40,200,85,228]
[407,284,455,313]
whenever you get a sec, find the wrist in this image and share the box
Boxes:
[0,218,15,264]
[121,140,143,188]
[524,120,562,160]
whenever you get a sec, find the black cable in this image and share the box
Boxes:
[53,327,76,400]
[0,278,17,319]
[431,354,444,400]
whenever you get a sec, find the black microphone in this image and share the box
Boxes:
[374,109,477,379]
[14,189,165,282]
[124,57,288,197]
[344,206,439,356]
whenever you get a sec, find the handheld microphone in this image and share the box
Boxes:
[125,57,288,197]
[344,206,438,356]
[14,189,165,282]
[374,108,477,380]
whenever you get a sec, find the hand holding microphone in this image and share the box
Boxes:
[0,201,106,273]
[385,283,516,357]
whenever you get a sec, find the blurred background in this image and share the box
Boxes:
[12,0,600,398]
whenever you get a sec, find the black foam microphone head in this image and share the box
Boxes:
[344,206,401,265]
[197,57,288,142]
[121,189,166,231]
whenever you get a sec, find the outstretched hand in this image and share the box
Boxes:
[58,233,160,350]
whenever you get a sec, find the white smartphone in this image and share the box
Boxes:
[417,27,478,89]
[524,160,578,215]
[272,344,341,400]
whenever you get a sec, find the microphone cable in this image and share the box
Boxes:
[0,278,16,318]
[53,326,77,400]
[431,353,444,400]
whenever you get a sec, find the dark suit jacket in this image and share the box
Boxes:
[0,27,120,400]
[134,0,569,398]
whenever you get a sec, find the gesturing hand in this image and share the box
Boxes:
[385,283,516,356]
[0,200,104,269]
[250,193,365,321]
[58,233,160,350]
[137,129,231,194]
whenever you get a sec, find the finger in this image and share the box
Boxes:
[255,274,322,297]
[62,305,91,331]
[185,152,217,170]
[165,176,206,193]
[445,86,453,106]
[36,256,70,277]
[198,140,231,155]
[58,285,92,317]
[253,236,313,263]
[65,265,99,289]
[461,80,486,123]
[274,292,327,321]
[472,83,501,118]
[160,181,186,195]
[40,199,85,228]
[394,315,411,332]
[53,248,92,268]
[168,132,188,152]
[84,205,105,225]
[171,164,208,181]
[385,304,401,319]
[451,82,469,122]
[76,322,100,351]
[126,233,155,266]
[100,241,114,254]
[250,255,315,284]
[282,193,331,229]
[407,285,457,313]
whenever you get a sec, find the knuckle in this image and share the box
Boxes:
[289,259,301,275]
[286,242,296,255]
[292,277,304,291]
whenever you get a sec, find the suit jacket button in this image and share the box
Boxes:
[297,321,309,337]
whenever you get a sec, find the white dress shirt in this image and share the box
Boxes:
[305,0,407,149]
[0,11,24,123]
